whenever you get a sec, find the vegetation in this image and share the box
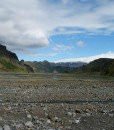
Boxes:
[0,57,26,72]
[77,58,114,76]
[0,44,33,72]
[25,60,74,73]
[0,44,114,76]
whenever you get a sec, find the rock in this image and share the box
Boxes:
[0,44,19,61]
[86,112,91,116]
[72,112,76,117]
[15,124,24,129]
[83,109,91,113]
[3,125,11,130]
[0,117,2,121]
[0,126,3,130]
[100,110,109,114]
[74,118,80,124]
[25,121,34,127]
[65,126,71,130]
[53,116,61,122]
[46,119,51,124]
[36,120,43,125]
[40,103,45,107]
[47,115,52,120]
[8,106,12,110]
[67,112,72,116]
[61,103,64,107]
[75,109,81,114]
[45,112,48,117]
[109,113,114,117]
[43,107,48,111]
[27,114,32,119]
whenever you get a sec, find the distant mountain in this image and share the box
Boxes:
[54,62,87,68]
[0,43,114,76]
[25,59,114,76]
[25,61,86,73]
[0,43,85,73]
[0,44,33,72]
[77,58,114,76]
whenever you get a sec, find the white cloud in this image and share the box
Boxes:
[76,40,85,47]
[55,51,114,63]
[53,44,72,52]
[0,0,114,52]
[25,52,57,58]
[0,0,49,50]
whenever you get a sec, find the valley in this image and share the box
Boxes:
[0,73,113,130]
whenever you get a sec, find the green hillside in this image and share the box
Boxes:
[0,57,26,72]
[77,58,114,76]
[0,44,33,72]
[0,44,114,76]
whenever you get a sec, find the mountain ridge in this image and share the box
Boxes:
[76,58,114,76]
[0,44,114,76]
[25,61,86,73]
[0,44,33,72]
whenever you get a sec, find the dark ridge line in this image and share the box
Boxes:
[0,100,114,104]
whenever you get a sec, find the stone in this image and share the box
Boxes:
[27,114,32,119]
[0,117,2,121]
[109,113,114,117]
[67,112,72,116]
[0,126,3,130]
[74,118,80,124]
[3,125,11,130]
[53,116,60,122]
[75,109,81,114]
[15,124,24,129]
[25,121,34,127]
[47,119,51,124]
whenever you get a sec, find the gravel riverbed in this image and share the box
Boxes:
[0,73,114,130]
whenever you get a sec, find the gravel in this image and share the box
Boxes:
[0,73,114,130]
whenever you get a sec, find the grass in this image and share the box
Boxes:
[0,57,26,72]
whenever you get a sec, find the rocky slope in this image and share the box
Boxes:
[0,44,33,72]
[0,44,18,61]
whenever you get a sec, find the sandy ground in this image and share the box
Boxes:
[0,73,114,130]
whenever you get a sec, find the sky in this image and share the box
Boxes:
[0,0,114,63]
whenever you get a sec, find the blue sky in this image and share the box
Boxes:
[0,0,114,62]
